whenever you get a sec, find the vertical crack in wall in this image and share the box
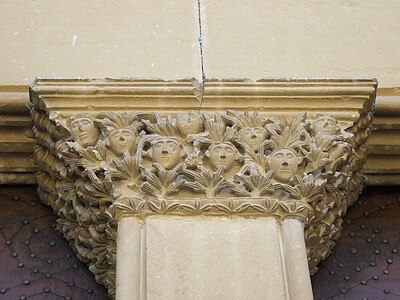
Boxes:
[196,0,206,109]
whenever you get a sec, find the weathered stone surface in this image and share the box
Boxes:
[144,216,287,300]
[29,78,376,298]
[365,90,400,185]
[3,84,400,185]
[0,87,36,184]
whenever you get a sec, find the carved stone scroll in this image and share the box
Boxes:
[30,78,377,298]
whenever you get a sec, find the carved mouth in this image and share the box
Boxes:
[79,133,89,138]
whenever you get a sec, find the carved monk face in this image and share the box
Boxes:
[150,138,183,169]
[176,112,203,135]
[107,129,137,157]
[269,149,299,183]
[238,127,267,151]
[313,116,339,137]
[70,117,99,148]
[207,143,238,171]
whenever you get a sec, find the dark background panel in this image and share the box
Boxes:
[312,186,400,300]
[0,186,108,300]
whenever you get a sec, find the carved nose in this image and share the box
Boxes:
[119,136,125,141]
[282,161,289,166]
[251,134,257,139]
[162,150,169,155]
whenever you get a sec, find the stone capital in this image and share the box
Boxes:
[30,78,377,298]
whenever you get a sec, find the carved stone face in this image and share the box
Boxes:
[151,138,183,169]
[70,117,99,148]
[238,127,267,151]
[107,129,137,157]
[176,112,203,135]
[269,149,299,183]
[207,143,238,171]
[313,116,338,137]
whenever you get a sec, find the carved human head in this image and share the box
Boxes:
[238,126,267,151]
[96,112,142,157]
[313,115,340,137]
[206,142,240,171]
[176,111,204,135]
[268,148,300,183]
[148,137,185,169]
[68,114,100,148]
[106,128,137,157]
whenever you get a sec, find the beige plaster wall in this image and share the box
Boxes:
[1,0,400,88]
[0,0,201,83]
[202,0,400,87]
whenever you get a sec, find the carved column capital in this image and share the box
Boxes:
[30,78,377,298]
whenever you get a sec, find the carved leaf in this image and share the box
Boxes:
[78,144,109,172]
[111,151,143,182]
[76,172,114,207]
[147,199,180,214]
[180,199,213,214]
[267,112,308,135]
[266,126,309,151]
[234,170,274,197]
[240,147,268,175]
[184,167,236,198]
[111,197,145,214]
[303,144,332,173]
[142,114,179,136]
[284,175,325,203]
[142,163,184,199]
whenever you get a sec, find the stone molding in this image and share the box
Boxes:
[29,78,376,298]
[0,86,36,184]
[5,81,400,186]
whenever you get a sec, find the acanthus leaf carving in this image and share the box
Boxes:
[33,108,371,298]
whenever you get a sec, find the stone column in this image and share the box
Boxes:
[116,217,144,300]
[115,215,316,300]
[281,218,313,300]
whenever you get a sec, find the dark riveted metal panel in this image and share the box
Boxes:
[312,186,400,299]
[0,186,108,299]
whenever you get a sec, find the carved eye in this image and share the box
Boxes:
[328,120,335,126]
[189,113,197,119]
[275,154,283,159]
[155,143,163,149]
[254,128,262,134]
[287,154,294,159]
[122,130,131,137]
[214,147,221,153]
[226,148,234,154]
[243,129,251,136]
[167,142,176,149]
[81,120,91,126]
[110,132,119,138]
